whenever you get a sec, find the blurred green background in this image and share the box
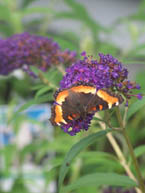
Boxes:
[0,0,145,193]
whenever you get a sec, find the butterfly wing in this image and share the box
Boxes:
[61,91,94,122]
[87,89,124,114]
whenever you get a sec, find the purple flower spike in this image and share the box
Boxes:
[137,94,143,100]
[136,84,141,90]
[0,32,77,75]
[52,53,142,135]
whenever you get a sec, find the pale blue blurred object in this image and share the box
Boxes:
[0,104,52,146]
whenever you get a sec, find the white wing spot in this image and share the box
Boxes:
[116,101,119,106]
[108,103,112,109]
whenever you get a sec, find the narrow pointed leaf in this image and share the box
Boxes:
[129,145,145,163]
[62,173,137,193]
[35,86,52,98]
[127,96,145,120]
[58,128,112,191]
[134,145,145,158]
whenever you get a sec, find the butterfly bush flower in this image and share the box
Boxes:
[53,52,141,136]
[0,32,77,75]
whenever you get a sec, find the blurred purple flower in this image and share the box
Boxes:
[0,32,77,75]
[55,53,142,135]
[81,51,86,56]
[137,94,143,100]
[136,84,141,89]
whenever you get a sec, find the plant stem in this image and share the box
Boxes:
[123,129,145,192]
[116,107,145,193]
[96,112,141,193]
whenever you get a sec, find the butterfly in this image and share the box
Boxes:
[50,82,123,126]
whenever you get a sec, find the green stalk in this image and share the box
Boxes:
[116,107,145,193]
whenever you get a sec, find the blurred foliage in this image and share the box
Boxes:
[0,0,145,193]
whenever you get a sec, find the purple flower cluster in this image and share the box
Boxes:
[61,53,140,99]
[58,52,141,135]
[62,114,94,136]
[103,187,136,193]
[0,32,77,75]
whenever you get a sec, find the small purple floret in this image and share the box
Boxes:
[137,94,143,100]
[81,51,86,57]
[136,84,141,89]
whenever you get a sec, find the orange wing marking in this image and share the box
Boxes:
[97,90,119,109]
[68,115,73,120]
[54,105,67,125]
[56,85,96,105]
[56,90,69,105]
[99,105,103,110]
[90,106,97,111]
[71,85,96,94]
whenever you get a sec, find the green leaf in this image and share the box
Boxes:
[43,166,59,185]
[93,117,106,123]
[0,23,13,36]
[22,7,53,16]
[138,0,145,13]
[129,144,145,165]
[80,151,117,160]
[98,42,120,56]
[64,0,88,13]
[129,13,145,21]
[127,96,145,120]
[31,84,44,91]
[62,173,137,193]
[11,177,29,193]
[0,4,11,22]
[21,0,38,8]
[134,145,145,158]
[29,66,40,75]
[11,94,51,121]
[30,66,62,88]
[20,141,47,162]
[51,32,79,50]
[55,0,104,38]
[41,68,63,86]
[130,44,145,54]
[125,45,145,59]
[136,71,145,92]
[52,35,78,51]
[58,128,112,191]
[80,151,121,171]
[18,96,49,112]
[1,145,16,176]
[35,86,52,98]
[83,158,122,171]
